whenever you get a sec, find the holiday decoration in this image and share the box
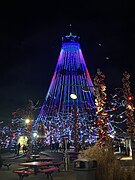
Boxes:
[34,33,97,145]
[122,71,135,135]
[93,68,109,146]
[12,100,41,154]
[73,105,79,151]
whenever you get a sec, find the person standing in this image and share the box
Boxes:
[22,145,27,154]
[17,143,21,156]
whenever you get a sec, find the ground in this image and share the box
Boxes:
[0,151,76,180]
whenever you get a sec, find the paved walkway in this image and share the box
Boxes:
[0,164,76,180]
[1,151,135,180]
[0,152,76,180]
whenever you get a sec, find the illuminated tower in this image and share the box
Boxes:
[34,33,97,143]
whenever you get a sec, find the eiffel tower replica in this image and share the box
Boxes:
[34,32,97,144]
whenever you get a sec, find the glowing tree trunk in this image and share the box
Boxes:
[37,121,45,144]
[93,69,109,146]
[122,71,135,158]
[73,105,79,152]
[122,71,135,135]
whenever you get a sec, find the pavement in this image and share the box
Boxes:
[0,151,76,180]
[1,151,135,180]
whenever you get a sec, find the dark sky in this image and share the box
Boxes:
[0,1,134,123]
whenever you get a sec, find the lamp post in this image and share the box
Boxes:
[63,136,68,171]
[65,84,97,151]
[73,104,79,152]
[25,118,33,155]
[70,94,79,152]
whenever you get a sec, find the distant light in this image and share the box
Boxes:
[128,96,133,101]
[25,119,30,124]
[127,104,132,110]
[106,57,109,60]
[98,43,101,46]
[33,132,38,138]
[70,93,77,99]
[110,134,115,138]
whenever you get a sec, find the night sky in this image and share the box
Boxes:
[0,1,134,123]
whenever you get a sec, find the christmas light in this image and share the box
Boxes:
[128,96,133,101]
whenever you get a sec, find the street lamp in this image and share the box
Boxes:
[25,118,33,155]
[70,94,79,152]
[70,93,77,100]
[33,132,38,138]
[63,84,97,151]
[25,118,31,124]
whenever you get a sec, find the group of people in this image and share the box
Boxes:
[14,143,28,156]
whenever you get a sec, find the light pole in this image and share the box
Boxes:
[25,118,33,155]
[73,104,79,152]
[64,84,97,151]
[70,94,79,152]
[63,136,68,171]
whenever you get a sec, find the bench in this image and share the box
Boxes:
[0,157,12,170]
[15,167,29,171]
[52,161,64,172]
[13,167,59,180]
[69,155,78,160]
[40,167,59,180]
[0,159,12,170]
[13,169,35,180]
[2,162,11,170]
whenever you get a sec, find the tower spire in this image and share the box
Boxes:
[62,25,80,43]
[69,23,72,34]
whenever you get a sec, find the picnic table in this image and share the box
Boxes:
[67,151,80,160]
[19,161,53,174]
[13,161,58,180]
[30,154,40,159]
[35,157,65,172]
[36,157,60,162]
[0,155,12,170]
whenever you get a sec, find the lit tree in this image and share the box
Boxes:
[122,71,135,135]
[12,100,41,153]
[106,88,127,138]
[12,100,41,125]
[37,120,45,144]
[94,68,109,146]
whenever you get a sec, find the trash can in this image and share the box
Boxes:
[73,158,97,180]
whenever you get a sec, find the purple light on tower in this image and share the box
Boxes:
[34,33,97,144]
